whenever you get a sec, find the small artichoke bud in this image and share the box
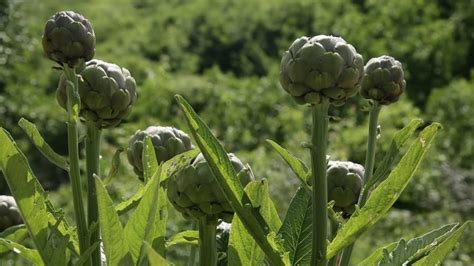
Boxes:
[360,56,406,105]
[327,161,364,217]
[280,35,364,106]
[0,195,22,231]
[127,126,193,179]
[42,11,95,66]
[167,153,253,222]
[56,59,137,128]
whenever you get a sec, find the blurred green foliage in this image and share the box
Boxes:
[0,0,473,264]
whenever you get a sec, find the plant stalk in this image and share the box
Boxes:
[310,99,330,266]
[188,221,199,266]
[199,216,218,266]
[339,102,381,266]
[63,65,89,258]
[86,120,102,266]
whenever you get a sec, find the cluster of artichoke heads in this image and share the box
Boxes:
[0,195,22,232]
[43,11,137,128]
[280,35,405,105]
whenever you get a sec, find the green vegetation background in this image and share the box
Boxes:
[0,0,473,264]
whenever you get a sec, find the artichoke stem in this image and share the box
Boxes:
[199,216,218,266]
[339,102,382,266]
[63,65,89,260]
[310,98,330,266]
[85,120,102,266]
[188,221,199,266]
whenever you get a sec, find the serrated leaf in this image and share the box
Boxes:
[0,238,44,265]
[327,123,441,259]
[0,128,78,263]
[357,242,398,266]
[144,241,170,266]
[378,223,458,265]
[166,230,199,248]
[175,95,287,266]
[278,187,312,265]
[266,140,311,192]
[228,180,283,266]
[368,119,423,187]
[95,177,131,265]
[18,118,69,171]
[413,221,472,266]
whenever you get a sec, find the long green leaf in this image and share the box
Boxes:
[357,242,398,266]
[144,242,170,266]
[103,148,123,185]
[166,230,199,248]
[327,123,441,259]
[414,221,472,266]
[278,187,312,265]
[175,95,288,265]
[18,118,69,171]
[368,119,423,187]
[266,140,311,191]
[142,137,157,183]
[0,238,44,265]
[95,177,132,265]
[0,225,28,254]
[0,128,77,263]
[228,180,282,266]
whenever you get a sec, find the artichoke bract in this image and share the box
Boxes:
[280,35,364,106]
[42,11,95,66]
[327,161,364,217]
[127,126,193,178]
[167,153,253,222]
[0,195,22,232]
[57,59,137,128]
[361,56,406,105]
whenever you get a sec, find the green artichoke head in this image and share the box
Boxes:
[280,35,364,106]
[57,59,137,128]
[167,153,253,222]
[327,161,364,217]
[361,55,406,105]
[42,11,95,66]
[0,195,22,232]
[127,126,193,179]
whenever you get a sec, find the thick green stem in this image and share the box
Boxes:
[310,99,330,266]
[339,102,381,266]
[63,66,89,258]
[199,216,217,266]
[188,221,199,266]
[86,121,101,266]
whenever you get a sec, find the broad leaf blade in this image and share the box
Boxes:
[175,95,287,265]
[0,128,77,263]
[144,242,170,266]
[266,140,311,192]
[0,225,28,254]
[95,177,130,265]
[278,187,312,265]
[166,230,199,248]
[357,242,397,266]
[103,148,123,185]
[327,123,441,259]
[0,238,44,265]
[228,180,282,266]
[368,119,423,187]
[413,221,472,266]
[18,118,69,171]
[142,137,157,183]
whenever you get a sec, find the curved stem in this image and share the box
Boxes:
[339,102,381,266]
[310,99,330,266]
[199,216,217,266]
[86,121,102,266]
[63,65,89,258]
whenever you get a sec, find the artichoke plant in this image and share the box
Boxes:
[280,35,364,106]
[127,126,193,178]
[167,153,253,222]
[0,195,22,231]
[327,161,364,217]
[361,55,406,105]
[56,59,137,128]
[42,11,95,66]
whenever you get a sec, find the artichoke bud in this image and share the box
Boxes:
[57,59,137,128]
[42,11,95,66]
[127,126,193,179]
[361,56,406,105]
[0,195,23,232]
[327,161,364,217]
[280,35,364,105]
[167,153,253,222]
